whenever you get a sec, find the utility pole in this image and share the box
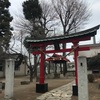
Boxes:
[93,36,96,44]
[20,31,23,54]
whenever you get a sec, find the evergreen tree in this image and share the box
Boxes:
[0,0,13,51]
[22,0,44,38]
[22,0,42,21]
[87,53,100,70]
[22,0,43,82]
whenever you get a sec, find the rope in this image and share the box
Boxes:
[64,45,79,57]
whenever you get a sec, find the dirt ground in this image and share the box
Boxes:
[0,76,73,100]
[0,76,100,100]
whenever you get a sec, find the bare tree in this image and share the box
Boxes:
[51,0,91,75]
[13,15,33,35]
[13,0,91,36]
[13,1,58,37]
[10,31,39,82]
[40,1,59,37]
[52,0,91,35]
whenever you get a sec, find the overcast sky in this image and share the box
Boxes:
[9,0,100,43]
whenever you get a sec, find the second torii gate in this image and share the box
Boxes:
[25,25,99,94]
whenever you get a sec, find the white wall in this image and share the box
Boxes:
[0,62,28,78]
[14,63,28,76]
[79,45,100,57]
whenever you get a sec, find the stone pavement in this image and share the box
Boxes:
[36,81,74,100]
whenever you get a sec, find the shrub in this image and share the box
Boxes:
[88,74,94,83]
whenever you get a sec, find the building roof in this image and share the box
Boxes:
[45,54,70,63]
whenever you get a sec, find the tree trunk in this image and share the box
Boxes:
[60,63,62,74]
[30,68,34,82]
[63,62,67,76]
[54,63,57,74]
[48,61,51,74]
[34,55,37,78]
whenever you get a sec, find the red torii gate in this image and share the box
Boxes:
[25,25,99,93]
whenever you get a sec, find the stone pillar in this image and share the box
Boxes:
[4,59,15,100]
[78,56,89,100]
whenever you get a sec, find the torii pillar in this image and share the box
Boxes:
[72,42,79,96]
[36,47,48,93]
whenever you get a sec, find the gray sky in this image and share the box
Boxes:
[9,0,100,43]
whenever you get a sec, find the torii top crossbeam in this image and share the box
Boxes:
[25,25,100,48]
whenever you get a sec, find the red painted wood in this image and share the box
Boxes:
[32,48,72,54]
[78,47,90,51]
[73,42,79,86]
[39,50,45,84]
[32,47,90,55]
